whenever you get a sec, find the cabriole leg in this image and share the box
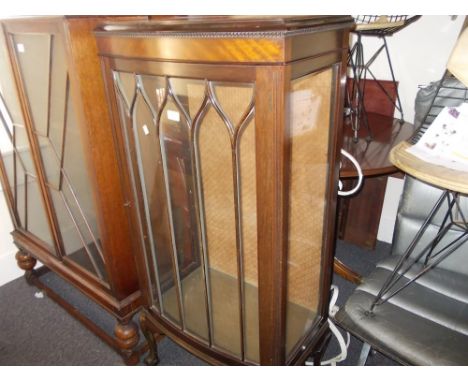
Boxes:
[140,312,160,366]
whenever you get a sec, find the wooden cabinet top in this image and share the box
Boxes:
[95,15,353,64]
[95,16,353,35]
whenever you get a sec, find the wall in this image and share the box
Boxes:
[353,15,465,243]
[0,184,22,286]
[353,15,464,123]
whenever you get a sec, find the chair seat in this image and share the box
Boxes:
[335,256,468,365]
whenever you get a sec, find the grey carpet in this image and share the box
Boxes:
[324,240,399,366]
[0,240,397,365]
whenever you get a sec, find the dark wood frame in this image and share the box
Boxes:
[0,16,148,364]
[96,16,353,365]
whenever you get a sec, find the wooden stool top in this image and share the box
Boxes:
[390,140,468,194]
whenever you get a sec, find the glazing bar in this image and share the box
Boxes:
[191,83,214,345]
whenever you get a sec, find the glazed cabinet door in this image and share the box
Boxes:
[109,63,340,364]
[284,65,339,360]
[0,25,56,251]
[3,21,109,284]
[111,68,260,363]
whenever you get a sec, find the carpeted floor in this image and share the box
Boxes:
[0,240,398,366]
[323,240,398,366]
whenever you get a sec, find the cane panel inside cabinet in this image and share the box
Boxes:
[0,16,146,364]
[96,16,353,365]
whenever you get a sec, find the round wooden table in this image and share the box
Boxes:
[340,112,415,178]
[334,112,416,284]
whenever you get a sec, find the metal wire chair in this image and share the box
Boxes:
[347,15,421,142]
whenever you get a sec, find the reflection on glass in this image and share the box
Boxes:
[285,68,333,357]
[11,31,105,280]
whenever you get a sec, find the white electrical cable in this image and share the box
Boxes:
[304,150,360,366]
[338,149,363,197]
[305,285,350,366]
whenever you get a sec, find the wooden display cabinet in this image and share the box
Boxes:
[96,16,353,365]
[0,16,146,364]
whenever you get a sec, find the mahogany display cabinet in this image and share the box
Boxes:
[95,16,354,365]
[0,16,147,364]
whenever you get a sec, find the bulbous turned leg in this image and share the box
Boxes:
[16,249,36,271]
[115,319,140,365]
[15,250,36,283]
[140,312,160,366]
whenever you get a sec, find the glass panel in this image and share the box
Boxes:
[11,30,106,280]
[61,179,105,277]
[0,29,24,222]
[0,38,24,128]
[285,68,333,356]
[48,34,68,161]
[212,83,254,128]
[139,75,165,115]
[50,187,106,280]
[0,110,15,187]
[12,33,51,136]
[15,172,26,229]
[61,94,100,245]
[116,72,258,360]
[199,106,241,357]
[115,71,136,110]
[0,30,55,252]
[37,135,61,188]
[160,95,209,339]
[170,78,205,121]
[25,174,55,248]
[132,89,182,326]
[15,124,35,175]
[129,91,164,316]
[116,73,162,311]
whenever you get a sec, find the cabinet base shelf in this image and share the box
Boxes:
[26,266,153,365]
[148,267,318,364]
